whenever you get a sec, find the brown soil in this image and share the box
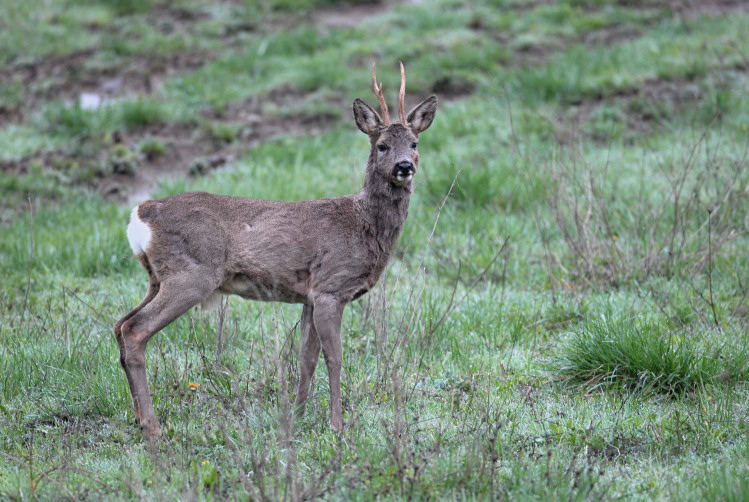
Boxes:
[667,0,748,20]
[495,0,747,67]
[311,1,393,30]
[102,88,343,206]
[0,50,212,125]
[500,0,748,141]
[0,2,219,125]
[555,73,736,144]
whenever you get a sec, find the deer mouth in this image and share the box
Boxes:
[391,163,415,186]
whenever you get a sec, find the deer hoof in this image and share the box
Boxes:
[330,417,343,433]
[140,421,163,438]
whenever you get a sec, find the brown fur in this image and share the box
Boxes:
[114,67,437,436]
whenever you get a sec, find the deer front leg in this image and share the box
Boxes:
[295,304,321,415]
[312,294,345,432]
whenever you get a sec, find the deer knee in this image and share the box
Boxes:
[118,320,148,366]
[122,350,146,370]
[322,353,342,373]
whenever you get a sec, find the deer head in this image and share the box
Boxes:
[353,63,438,190]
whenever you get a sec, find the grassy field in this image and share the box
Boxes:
[1,0,748,499]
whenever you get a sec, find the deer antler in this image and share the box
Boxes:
[371,63,391,125]
[398,62,407,125]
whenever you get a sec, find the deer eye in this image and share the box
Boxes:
[411,142,418,149]
[377,143,389,153]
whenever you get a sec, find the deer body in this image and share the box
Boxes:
[114,64,437,436]
[130,190,401,305]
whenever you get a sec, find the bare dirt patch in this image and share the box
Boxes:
[489,0,746,68]
[555,74,729,143]
[117,119,341,205]
[98,123,211,204]
[580,24,642,48]
[0,50,212,125]
[1,83,344,205]
[106,84,342,204]
[311,1,393,30]
[668,0,748,20]
[0,3,222,125]
[510,42,563,68]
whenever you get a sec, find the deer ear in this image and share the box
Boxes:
[353,98,382,135]
[407,95,438,134]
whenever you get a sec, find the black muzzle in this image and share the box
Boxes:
[393,161,415,184]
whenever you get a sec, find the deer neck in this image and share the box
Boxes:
[357,162,412,252]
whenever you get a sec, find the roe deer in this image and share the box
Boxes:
[114,63,437,436]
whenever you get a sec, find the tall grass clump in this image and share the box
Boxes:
[554,318,747,394]
[119,97,168,129]
[42,102,107,139]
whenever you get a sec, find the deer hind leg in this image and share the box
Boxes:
[312,294,345,432]
[114,280,159,424]
[295,304,321,415]
[118,271,217,437]
[114,253,160,424]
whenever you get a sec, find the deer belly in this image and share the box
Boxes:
[220,272,309,304]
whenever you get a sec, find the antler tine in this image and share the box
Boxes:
[398,61,407,125]
[371,63,390,125]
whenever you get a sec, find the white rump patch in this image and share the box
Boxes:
[126,205,152,255]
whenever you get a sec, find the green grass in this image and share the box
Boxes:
[1,0,748,500]
[555,318,749,393]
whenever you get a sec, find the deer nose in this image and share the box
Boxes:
[394,161,415,176]
[392,161,415,185]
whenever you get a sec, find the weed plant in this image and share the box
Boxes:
[535,128,749,289]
